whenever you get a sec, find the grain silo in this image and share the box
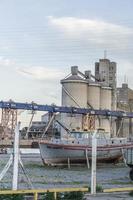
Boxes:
[100,87,112,110]
[87,82,101,130]
[100,86,112,134]
[87,83,101,109]
[60,66,88,136]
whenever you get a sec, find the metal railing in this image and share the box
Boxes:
[0,187,89,200]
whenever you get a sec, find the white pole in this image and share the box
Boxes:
[12,122,21,190]
[91,130,97,195]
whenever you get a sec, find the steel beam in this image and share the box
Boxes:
[0,101,132,118]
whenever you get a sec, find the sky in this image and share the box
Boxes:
[0,0,133,125]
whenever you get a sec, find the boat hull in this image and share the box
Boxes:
[39,142,132,166]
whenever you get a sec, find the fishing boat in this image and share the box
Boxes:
[39,129,133,166]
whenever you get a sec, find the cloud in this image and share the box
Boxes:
[0,57,15,66]
[48,16,133,48]
[14,65,63,105]
[18,66,65,81]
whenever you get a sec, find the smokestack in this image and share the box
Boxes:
[85,70,91,79]
[71,66,78,75]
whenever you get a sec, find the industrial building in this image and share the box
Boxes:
[60,65,112,136]
[60,58,132,138]
[95,58,117,110]
[20,57,132,139]
[117,83,133,107]
[22,113,61,139]
[116,83,133,137]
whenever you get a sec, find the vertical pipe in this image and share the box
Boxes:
[91,130,97,195]
[12,122,21,190]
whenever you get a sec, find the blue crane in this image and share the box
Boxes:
[0,100,133,118]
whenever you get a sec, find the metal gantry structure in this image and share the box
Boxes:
[1,108,17,136]
[0,101,133,118]
[0,100,133,137]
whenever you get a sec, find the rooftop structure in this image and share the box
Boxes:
[95,58,117,110]
[117,83,133,105]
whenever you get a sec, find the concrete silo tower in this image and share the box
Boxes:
[60,66,88,136]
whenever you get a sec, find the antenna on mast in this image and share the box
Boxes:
[104,50,107,59]
[124,75,128,85]
[124,75,126,83]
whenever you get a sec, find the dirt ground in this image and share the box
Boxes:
[0,154,133,199]
[85,192,133,200]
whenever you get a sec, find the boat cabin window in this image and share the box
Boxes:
[71,132,91,139]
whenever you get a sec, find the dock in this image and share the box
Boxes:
[0,139,39,148]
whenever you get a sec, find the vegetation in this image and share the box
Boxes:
[88,184,103,192]
[0,191,86,200]
[41,191,85,200]
[59,191,85,200]
[0,194,24,200]
[41,192,55,200]
[129,190,133,197]
[110,180,132,185]
[96,184,103,192]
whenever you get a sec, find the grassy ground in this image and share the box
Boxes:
[0,154,132,191]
